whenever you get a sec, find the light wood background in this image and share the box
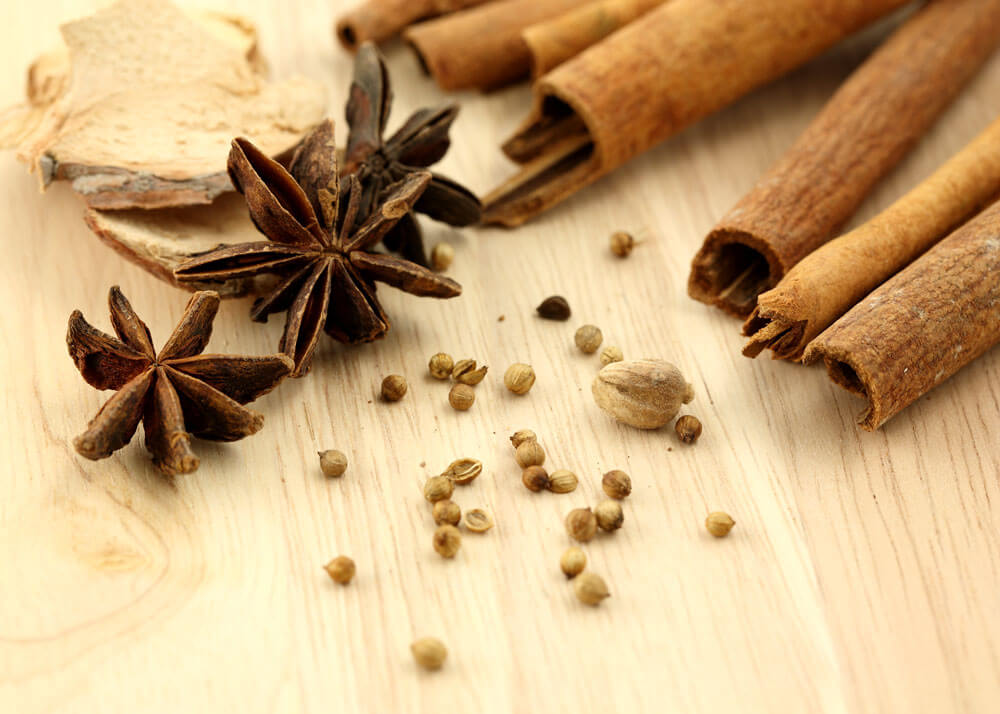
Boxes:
[2,2,999,713]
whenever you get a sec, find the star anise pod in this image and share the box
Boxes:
[174,120,462,377]
[67,287,293,475]
[342,42,481,266]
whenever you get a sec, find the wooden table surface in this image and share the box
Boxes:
[2,2,999,713]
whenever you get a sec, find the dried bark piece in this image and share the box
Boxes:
[523,0,667,78]
[335,0,494,51]
[481,0,911,226]
[744,115,1000,361]
[804,200,1000,431]
[68,287,293,475]
[688,0,1000,317]
[404,0,582,91]
[1,0,326,209]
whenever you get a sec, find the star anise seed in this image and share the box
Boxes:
[174,120,462,377]
[342,42,481,266]
[67,286,294,475]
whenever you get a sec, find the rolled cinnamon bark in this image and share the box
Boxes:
[481,0,910,226]
[804,199,1000,431]
[335,0,494,52]
[744,115,1000,361]
[688,0,1000,317]
[404,0,583,91]
[523,0,667,78]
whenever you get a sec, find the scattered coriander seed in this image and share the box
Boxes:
[675,414,703,444]
[457,365,488,385]
[430,242,454,271]
[441,458,482,484]
[565,508,598,542]
[503,363,536,395]
[451,359,476,381]
[381,374,408,402]
[324,555,356,585]
[429,352,454,380]
[515,440,546,468]
[601,470,632,500]
[423,475,454,503]
[521,465,550,492]
[600,345,624,366]
[411,637,448,670]
[594,499,624,531]
[574,572,610,605]
[433,524,462,558]
[433,500,461,526]
[547,469,579,494]
[574,324,603,354]
[464,508,494,533]
[509,429,537,449]
[560,547,587,578]
[318,449,348,478]
[705,511,735,538]
[609,230,635,257]
[536,295,571,321]
[448,384,475,411]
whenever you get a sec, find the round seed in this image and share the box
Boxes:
[318,449,347,478]
[411,637,448,670]
[324,555,355,585]
[432,525,462,558]
[449,384,475,411]
[547,469,578,494]
[432,500,461,526]
[560,547,586,578]
[464,508,494,533]
[705,511,735,538]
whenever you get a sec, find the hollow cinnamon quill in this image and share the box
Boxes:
[689,0,1000,317]
[744,115,1000,361]
[335,0,494,52]
[804,199,1000,431]
[523,0,667,78]
[481,0,911,227]
[404,0,590,91]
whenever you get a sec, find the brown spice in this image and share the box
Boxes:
[441,458,482,484]
[319,449,348,477]
[574,325,603,353]
[381,374,408,401]
[547,469,578,494]
[448,383,475,410]
[458,365,488,385]
[324,555,356,584]
[536,295,572,321]
[509,429,537,448]
[560,547,587,578]
[433,524,462,557]
[600,345,623,366]
[601,470,631,499]
[410,636,448,670]
[423,475,454,503]
[429,352,454,379]
[705,511,735,538]
[464,508,494,533]
[609,231,635,257]
[565,508,598,542]
[433,500,462,526]
[430,243,454,271]
[594,499,624,531]
[675,415,702,443]
[521,465,550,492]
[515,440,546,468]
[504,363,536,394]
[592,359,694,429]
[573,572,610,605]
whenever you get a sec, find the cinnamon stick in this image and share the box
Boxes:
[744,116,1000,361]
[404,0,582,91]
[688,0,1000,317]
[523,0,667,78]
[335,0,494,52]
[481,0,910,226]
[804,199,1000,431]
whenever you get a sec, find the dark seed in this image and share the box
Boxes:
[537,295,571,321]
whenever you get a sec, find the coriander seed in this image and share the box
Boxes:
[381,374,408,402]
[705,511,735,538]
[594,499,624,531]
[521,465,550,492]
[411,637,448,670]
[610,230,635,257]
[675,415,703,444]
[601,469,631,499]
[548,469,578,494]
[423,475,454,503]
[457,365,488,385]
[464,508,494,533]
[318,449,348,478]
[574,324,603,354]
[429,352,454,380]
[574,572,610,605]
[536,295,571,321]
[449,384,475,411]
[430,242,454,271]
[515,440,545,468]
[509,429,537,449]
[600,345,624,366]
[324,555,356,585]
[503,363,536,395]
[441,458,482,484]
[560,547,587,578]
[433,500,461,526]
[565,508,597,542]
[451,359,476,381]
[433,524,462,558]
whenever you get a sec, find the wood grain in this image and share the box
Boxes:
[1,2,998,713]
